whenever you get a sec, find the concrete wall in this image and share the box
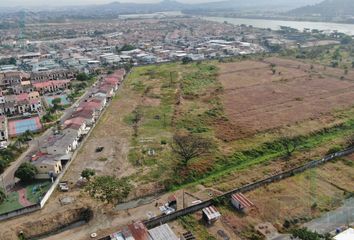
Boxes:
[143,147,354,229]
[0,203,40,221]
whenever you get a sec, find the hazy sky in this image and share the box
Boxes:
[1,0,221,7]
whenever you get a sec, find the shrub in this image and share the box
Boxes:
[81,168,96,180]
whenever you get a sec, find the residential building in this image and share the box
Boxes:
[0,116,8,142]
[33,154,63,179]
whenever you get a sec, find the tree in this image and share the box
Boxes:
[15,135,29,148]
[131,107,142,137]
[15,162,38,182]
[340,35,352,45]
[0,188,5,204]
[81,168,95,180]
[172,133,213,167]
[0,159,8,174]
[22,130,34,142]
[279,136,300,158]
[51,97,62,112]
[76,73,89,81]
[182,56,193,64]
[85,176,132,205]
[119,44,136,52]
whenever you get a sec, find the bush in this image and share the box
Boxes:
[0,188,5,204]
[85,176,132,205]
[291,227,325,240]
[326,145,342,155]
[81,168,96,180]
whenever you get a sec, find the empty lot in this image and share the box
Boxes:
[218,57,354,137]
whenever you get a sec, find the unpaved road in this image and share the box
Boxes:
[304,197,354,234]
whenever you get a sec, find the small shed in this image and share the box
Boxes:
[231,193,254,211]
[202,206,221,224]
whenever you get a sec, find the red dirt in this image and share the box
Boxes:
[18,188,32,207]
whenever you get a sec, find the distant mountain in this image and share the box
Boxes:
[0,0,324,20]
[195,0,322,11]
[289,0,354,18]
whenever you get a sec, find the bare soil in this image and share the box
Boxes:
[218,58,354,138]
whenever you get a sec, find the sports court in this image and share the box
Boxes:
[8,116,42,137]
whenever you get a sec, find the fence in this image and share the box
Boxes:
[143,147,354,229]
[0,203,40,221]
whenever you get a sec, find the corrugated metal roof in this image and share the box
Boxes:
[148,224,178,240]
[128,221,150,240]
[202,206,221,220]
[232,193,254,208]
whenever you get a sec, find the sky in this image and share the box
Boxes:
[1,0,221,7]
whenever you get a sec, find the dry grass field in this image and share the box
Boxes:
[218,57,354,138]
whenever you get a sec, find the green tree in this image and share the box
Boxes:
[15,135,29,148]
[119,44,136,52]
[0,159,8,173]
[0,188,5,204]
[182,56,193,64]
[51,97,62,112]
[81,168,96,180]
[279,135,300,158]
[22,130,34,141]
[76,73,89,81]
[15,162,38,182]
[340,35,352,45]
[85,176,132,205]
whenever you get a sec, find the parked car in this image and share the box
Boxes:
[59,182,69,192]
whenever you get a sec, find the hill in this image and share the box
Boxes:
[289,0,354,18]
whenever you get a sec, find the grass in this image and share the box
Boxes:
[0,180,52,215]
[0,192,22,215]
[179,215,217,240]
[25,180,52,204]
[168,119,354,190]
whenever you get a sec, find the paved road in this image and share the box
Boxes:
[304,197,354,234]
[0,79,100,191]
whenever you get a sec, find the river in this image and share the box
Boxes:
[204,17,354,35]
